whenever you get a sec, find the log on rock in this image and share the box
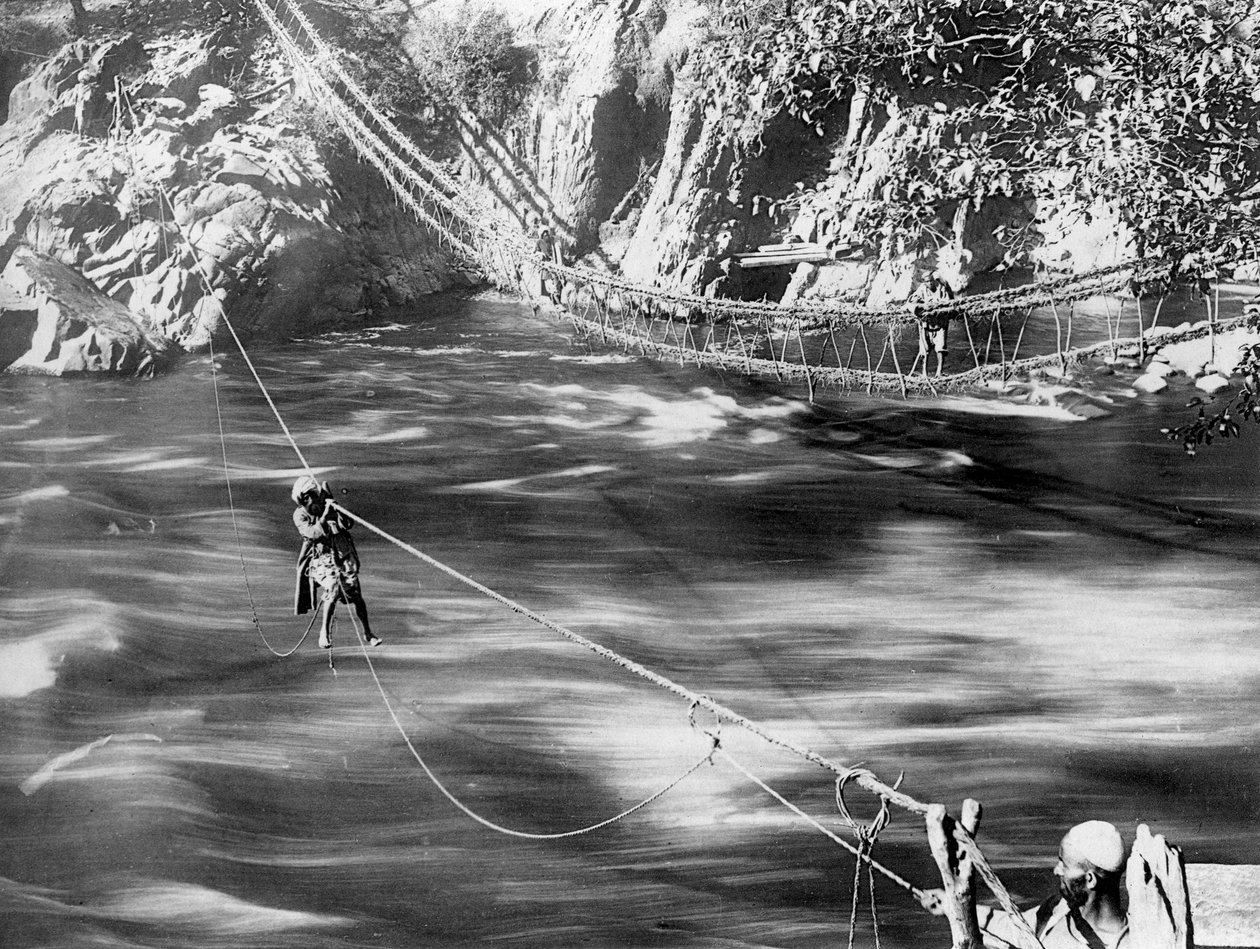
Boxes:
[732,242,831,269]
[1,245,171,376]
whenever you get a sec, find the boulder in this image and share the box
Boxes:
[0,246,169,376]
[1133,374,1169,394]
[1196,373,1232,395]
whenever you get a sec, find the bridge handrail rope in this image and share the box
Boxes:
[253,0,481,250]
[264,0,477,214]
[562,304,1256,396]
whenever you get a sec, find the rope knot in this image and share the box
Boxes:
[687,698,722,758]
[835,767,902,849]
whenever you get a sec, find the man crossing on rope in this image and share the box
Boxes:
[924,820,1129,948]
[292,475,382,650]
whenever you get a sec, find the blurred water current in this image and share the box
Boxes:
[1,291,1258,948]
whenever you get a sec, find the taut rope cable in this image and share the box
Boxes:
[332,498,1040,945]
[332,501,921,811]
[155,187,314,474]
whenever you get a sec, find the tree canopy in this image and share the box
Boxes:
[700,0,1260,270]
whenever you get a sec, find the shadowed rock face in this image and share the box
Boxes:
[1,245,170,376]
[0,29,474,373]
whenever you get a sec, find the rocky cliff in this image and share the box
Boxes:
[458,0,1130,305]
[0,14,473,376]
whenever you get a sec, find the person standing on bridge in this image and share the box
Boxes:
[912,273,954,379]
[923,820,1129,948]
[292,475,381,650]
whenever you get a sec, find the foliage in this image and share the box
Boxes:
[696,0,1260,267]
[1162,331,1260,454]
[405,1,533,125]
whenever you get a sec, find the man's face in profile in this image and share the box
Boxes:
[1054,846,1093,908]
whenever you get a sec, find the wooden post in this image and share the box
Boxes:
[1126,823,1193,949]
[926,800,984,949]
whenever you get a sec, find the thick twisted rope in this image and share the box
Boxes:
[263,0,475,213]
[253,0,480,255]
[328,504,1040,945]
[340,594,716,838]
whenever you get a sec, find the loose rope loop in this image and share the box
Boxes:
[836,768,900,949]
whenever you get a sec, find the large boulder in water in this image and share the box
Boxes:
[0,245,170,376]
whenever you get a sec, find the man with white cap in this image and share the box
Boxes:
[924,820,1129,948]
[292,475,381,650]
[980,820,1128,948]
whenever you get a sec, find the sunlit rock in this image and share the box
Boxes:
[1,246,169,375]
[1133,374,1169,394]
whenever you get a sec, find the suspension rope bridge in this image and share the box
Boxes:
[250,0,1251,404]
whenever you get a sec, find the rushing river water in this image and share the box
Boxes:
[2,290,1259,948]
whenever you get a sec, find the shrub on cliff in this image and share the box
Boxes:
[700,0,1260,272]
[405,1,533,125]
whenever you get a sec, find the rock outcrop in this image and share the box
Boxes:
[0,29,474,374]
[0,245,170,375]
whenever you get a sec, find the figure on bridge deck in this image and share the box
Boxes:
[292,475,381,650]
[911,273,954,379]
[925,820,1129,949]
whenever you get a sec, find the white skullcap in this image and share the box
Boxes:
[1061,821,1126,873]
[291,475,321,505]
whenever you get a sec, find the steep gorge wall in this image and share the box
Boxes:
[476,0,1130,305]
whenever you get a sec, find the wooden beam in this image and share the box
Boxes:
[1127,824,1191,949]
[926,800,984,949]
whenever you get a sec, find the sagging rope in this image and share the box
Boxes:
[334,580,718,839]
[208,329,318,657]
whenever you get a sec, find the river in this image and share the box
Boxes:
[2,289,1258,948]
